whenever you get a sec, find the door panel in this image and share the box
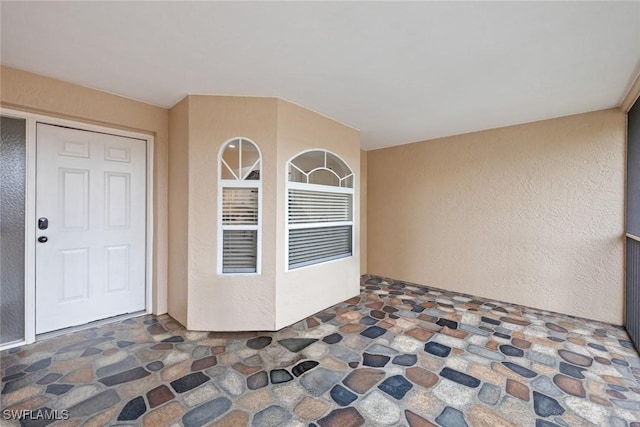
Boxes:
[105,172,131,228]
[60,168,89,229]
[36,123,146,334]
[60,248,89,301]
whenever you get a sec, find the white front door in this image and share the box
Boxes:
[35,123,147,334]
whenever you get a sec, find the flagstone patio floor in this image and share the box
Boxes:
[2,275,640,426]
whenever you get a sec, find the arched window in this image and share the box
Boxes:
[287,150,354,270]
[218,138,261,274]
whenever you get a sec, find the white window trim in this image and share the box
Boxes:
[289,151,354,188]
[217,138,262,276]
[285,149,355,272]
[288,181,354,194]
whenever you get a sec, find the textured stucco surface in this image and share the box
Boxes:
[367,109,625,324]
[169,96,360,331]
[0,66,170,315]
[184,96,279,331]
[167,98,189,326]
[275,99,361,329]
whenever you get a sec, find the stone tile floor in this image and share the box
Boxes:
[2,275,640,426]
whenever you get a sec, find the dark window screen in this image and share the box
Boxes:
[627,97,640,352]
[628,99,640,236]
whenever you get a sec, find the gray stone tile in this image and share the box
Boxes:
[252,405,292,427]
[300,368,343,397]
[182,397,232,427]
[467,344,505,361]
[68,389,120,418]
[478,383,501,405]
[96,355,138,377]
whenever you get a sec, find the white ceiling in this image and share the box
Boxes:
[1,2,639,150]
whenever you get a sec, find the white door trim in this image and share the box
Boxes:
[0,107,154,350]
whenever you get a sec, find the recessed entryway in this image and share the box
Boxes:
[0,110,155,347]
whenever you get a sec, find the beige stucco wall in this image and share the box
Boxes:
[171,96,360,330]
[275,99,361,329]
[0,66,170,315]
[183,96,279,331]
[368,109,625,324]
[360,150,368,275]
[167,98,189,325]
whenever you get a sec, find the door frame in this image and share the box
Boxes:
[0,107,154,349]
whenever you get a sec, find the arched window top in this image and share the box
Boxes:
[220,137,261,181]
[288,150,353,188]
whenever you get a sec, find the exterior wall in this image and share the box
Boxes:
[275,99,361,329]
[185,96,278,331]
[367,109,625,324]
[1,68,363,332]
[169,96,360,331]
[0,66,170,315]
[360,149,368,275]
[167,98,189,325]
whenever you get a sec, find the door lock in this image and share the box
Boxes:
[38,217,49,230]
[37,236,48,243]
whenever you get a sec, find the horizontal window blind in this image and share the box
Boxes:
[222,188,258,225]
[288,189,351,224]
[223,230,257,273]
[288,225,352,269]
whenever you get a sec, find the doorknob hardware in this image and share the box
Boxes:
[38,217,49,230]
[37,236,48,243]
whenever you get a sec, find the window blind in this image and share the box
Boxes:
[288,225,352,269]
[221,187,259,273]
[222,230,257,273]
[222,188,258,225]
[288,189,351,224]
